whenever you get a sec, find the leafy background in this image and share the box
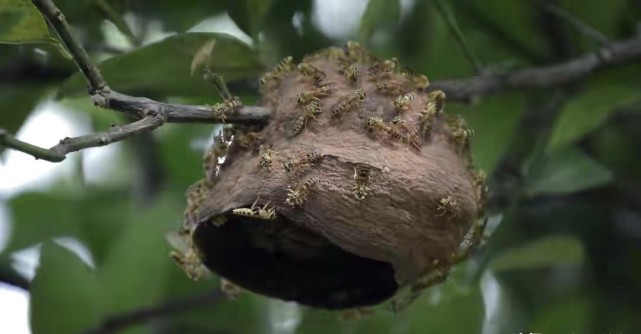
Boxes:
[1,0,641,333]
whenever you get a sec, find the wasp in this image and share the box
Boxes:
[283,151,322,174]
[331,89,366,116]
[341,307,375,320]
[402,72,429,90]
[220,278,243,299]
[258,145,277,170]
[290,99,323,137]
[393,92,415,112]
[345,41,370,62]
[222,126,235,142]
[202,131,229,180]
[297,62,327,83]
[259,71,282,93]
[232,197,276,220]
[449,115,474,147]
[366,116,391,135]
[419,101,439,139]
[183,179,212,225]
[376,80,406,96]
[427,90,446,112]
[286,178,318,207]
[170,247,205,281]
[297,85,332,105]
[237,131,262,151]
[210,103,230,123]
[471,169,488,203]
[352,166,372,200]
[389,116,422,150]
[225,98,242,110]
[367,57,398,80]
[275,56,295,74]
[342,64,361,83]
[436,196,456,217]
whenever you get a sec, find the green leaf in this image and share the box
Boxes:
[450,95,525,173]
[491,235,584,272]
[158,124,216,191]
[0,82,50,137]
[227,0,272,39]
[59,32,263,98]
[5,193,79,254]
[30,242,101,334]
[99,195,179,315]
[359,0,400,43]
[3,190,131,264]
[526,148,613,196]
[0,0,70,58]
[547,86,641,152]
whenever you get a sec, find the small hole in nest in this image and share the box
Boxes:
[193,211,398,309]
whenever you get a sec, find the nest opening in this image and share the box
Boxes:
[193,211,398,309]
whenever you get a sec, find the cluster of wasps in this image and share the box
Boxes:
[210,97,243,123]
[259,56,296,94]
[366,116,422,151]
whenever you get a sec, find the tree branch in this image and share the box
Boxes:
[0,112,165,162]
[430,38,641,101]
[78,291,223,334]
[33,0,107,93]
[17,0,641,164]
[31,0,270,125]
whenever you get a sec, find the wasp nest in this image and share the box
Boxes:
[171,42,488,310]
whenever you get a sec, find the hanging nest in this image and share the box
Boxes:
[170,42,488,310]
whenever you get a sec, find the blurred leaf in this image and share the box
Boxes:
[526,148,613,196]
[30,242,101,334]
[559,0,629,44]
[547,86,641,152]
[528,293,592,333]
[399,285,484,333]
[0,0,70,58]
[4,190,131,265]
[227,0,272,39]
[5,193,79,254]
[59,33,263,98]
[258,0,332,65]
[465,0,547,61]
[451,95,525,173]
[99,195,179,316]
[125,0,226,32]
[158,124,215,191]
[491,235,584,272]
[0,82,50,137]
[359,0,400,44]
[592,124,641,184]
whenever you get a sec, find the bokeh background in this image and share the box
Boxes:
[1,0,641,333]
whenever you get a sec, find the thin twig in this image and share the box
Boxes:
[33,0,107,93]
[433,0,484,74]
[0,112,165,162]
[430,38,641,101]
[204,68,234,101]
[543,4,609,45]
[31,0,270,125]
[78,291,224,334]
